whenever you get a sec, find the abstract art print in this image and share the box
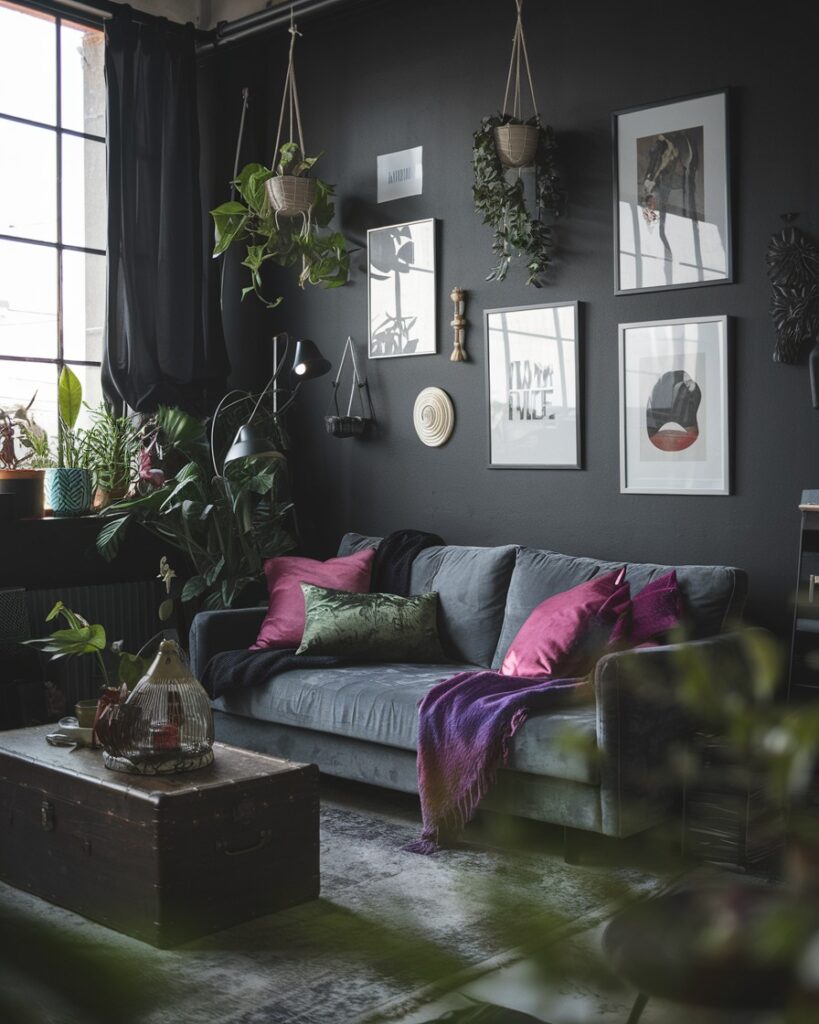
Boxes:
[619,316,729,495]
[613,91,731,294]
[368,218,436,359]
[485,302,580,469]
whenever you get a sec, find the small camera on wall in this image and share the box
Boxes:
[325,338,374,440]
[325,415,369,439]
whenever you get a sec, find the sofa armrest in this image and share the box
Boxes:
[188,607,266,679]
[593,628,772,838]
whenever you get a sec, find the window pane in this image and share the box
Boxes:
[60,21,105,137]
[61,135,106,250]
[0,358,58,445]
[0,240,57,358]
[66,361,102,428]
[0,3,56,126]
[63,250,104,362]
[0,119,57,242]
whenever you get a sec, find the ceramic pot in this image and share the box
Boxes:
[45,467,93,517]
[0,468,45,519]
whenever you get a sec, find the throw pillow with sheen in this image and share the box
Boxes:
[296,584,448,662]
[501,568,630,679]
[610,570,682,646]
[251,548,375,650]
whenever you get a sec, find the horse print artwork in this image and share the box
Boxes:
[637,126,704,226]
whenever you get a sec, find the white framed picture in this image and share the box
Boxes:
[367,218,436,359]
[619,315,729,495]
[485,301,581,469]
[613,90,732,294]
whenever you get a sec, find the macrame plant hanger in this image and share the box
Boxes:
[265,12,316,237]
[325,337,375,438]
[495,0,540,169]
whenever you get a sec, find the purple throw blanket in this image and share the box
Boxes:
[405,670,589,855]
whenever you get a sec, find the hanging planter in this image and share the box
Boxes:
[472,0,564,286]
[209,20,349,308]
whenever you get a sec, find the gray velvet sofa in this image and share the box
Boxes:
[189,533,750,843]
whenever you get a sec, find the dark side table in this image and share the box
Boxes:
[603,883,815,1022]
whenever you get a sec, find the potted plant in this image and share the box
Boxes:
[210,20,348,309]
[473,114,563,286]
[97,404,296,610]
[472,0,564,286]
[45,366,93,517]
[210,149,348,309]
[0,395,48,520]
[85,402,143,508]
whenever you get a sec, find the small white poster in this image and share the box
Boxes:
[377,146,423,203]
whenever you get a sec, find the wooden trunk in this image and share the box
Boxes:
[0,726,320,947]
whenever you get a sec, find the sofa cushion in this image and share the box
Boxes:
[492,547,747,669]
[297,585,447,662]
[251,548,375,650]
[337,533,517,667]
[213,662,599,784]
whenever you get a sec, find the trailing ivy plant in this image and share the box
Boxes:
[472,114,563,286]
[210,145,349,309]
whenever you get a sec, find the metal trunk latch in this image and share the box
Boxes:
[40,800,55,832]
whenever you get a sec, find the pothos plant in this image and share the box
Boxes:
[210,144,349,309]
[472,114,564,286]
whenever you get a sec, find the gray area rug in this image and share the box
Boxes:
[0,789,667,1024]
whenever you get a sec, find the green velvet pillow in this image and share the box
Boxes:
[296,583,448,662]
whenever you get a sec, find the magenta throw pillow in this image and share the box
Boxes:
[611,570,682,646]
[251,548,375,650]
[501,568,630,679]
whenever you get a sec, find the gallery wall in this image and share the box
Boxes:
[201,0,819,636]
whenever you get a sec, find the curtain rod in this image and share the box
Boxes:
[20,0,211,38]
[196,0,368,54]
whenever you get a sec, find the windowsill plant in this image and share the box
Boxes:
[0,395,49,519]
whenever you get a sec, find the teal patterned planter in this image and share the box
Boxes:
[45,468,93,517]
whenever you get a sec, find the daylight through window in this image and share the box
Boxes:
[0,0,106,442]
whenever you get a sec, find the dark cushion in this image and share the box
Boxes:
[296,584,447,662]
[492,547,747,669]
[337,533,517,667]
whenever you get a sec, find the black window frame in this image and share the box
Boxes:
[0,0,106,400]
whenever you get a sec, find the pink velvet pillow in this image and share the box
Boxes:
[501,568,630,679]
[610,570,682,646]
[251,548,375,650]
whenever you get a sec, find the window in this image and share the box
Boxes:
[0,0,106,441]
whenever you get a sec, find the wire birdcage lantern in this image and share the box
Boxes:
[98,640,214,775]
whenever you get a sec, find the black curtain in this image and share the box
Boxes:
[103,10,225,413]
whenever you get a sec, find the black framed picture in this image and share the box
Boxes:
[367,218,436,359]
[612,90,732,294]
[485,301,581,470]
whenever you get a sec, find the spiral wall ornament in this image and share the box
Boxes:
[413,387,455,447]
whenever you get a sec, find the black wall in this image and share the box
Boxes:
[201,0,819,638]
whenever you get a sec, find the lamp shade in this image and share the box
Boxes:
[223,424,283,466]
[292,338,331,380]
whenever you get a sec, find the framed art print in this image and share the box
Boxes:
[485,301,581,469]
[613,90,732,294]
[619,316,729,495]
[368,218,436,358]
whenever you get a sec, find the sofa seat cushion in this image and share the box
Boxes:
[337,533,517,667]
[492,547,747,669]
[212,661,599,784]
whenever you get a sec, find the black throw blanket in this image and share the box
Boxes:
[203,529,445,700]
[370,528,444,595]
